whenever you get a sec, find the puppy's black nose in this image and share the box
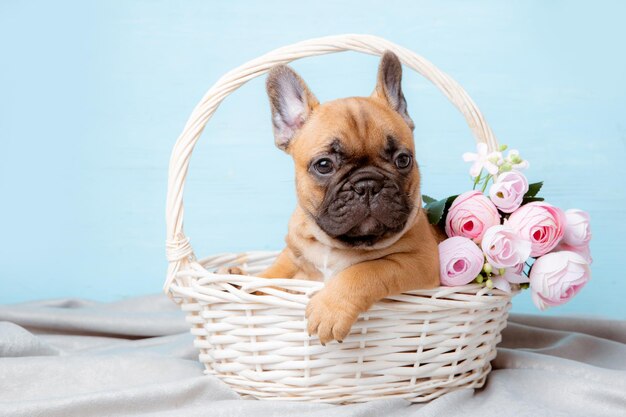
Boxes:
[352,179,383,196]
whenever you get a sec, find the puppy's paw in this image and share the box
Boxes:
[305,289,360,345]
[216,266,247,275]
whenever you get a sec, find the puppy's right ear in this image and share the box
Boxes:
[266,65,319,152]
[372,51,415,131]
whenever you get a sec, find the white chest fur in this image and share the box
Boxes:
[298,240,356,282]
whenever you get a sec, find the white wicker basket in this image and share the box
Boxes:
[164,34,513,404]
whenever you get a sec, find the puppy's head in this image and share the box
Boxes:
[266,51,420,248]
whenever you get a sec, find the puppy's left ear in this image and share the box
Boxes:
[372,51,415,131]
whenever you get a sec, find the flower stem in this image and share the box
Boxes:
[473,169,483,190]
[481,175,491,192]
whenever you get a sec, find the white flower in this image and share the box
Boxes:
[487,151,504,166]
[505,149,529,170]
[463,143,500,177]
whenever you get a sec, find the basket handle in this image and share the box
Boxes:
[164,34,500,293]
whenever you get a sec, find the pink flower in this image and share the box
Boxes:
[445,191,501,243]
[562,209,592,247]
[491,263,529,293]
[438,236,484,286]
[488,171,529,213]
[506,202,566,257]
[529,251,591,310]
[481,225,532,268]
[553,241,593,264]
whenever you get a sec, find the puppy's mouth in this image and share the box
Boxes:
[336,216,395,246]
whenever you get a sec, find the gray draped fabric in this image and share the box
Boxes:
[1,295,624,416]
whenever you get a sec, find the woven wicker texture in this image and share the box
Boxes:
[164,34,512,404]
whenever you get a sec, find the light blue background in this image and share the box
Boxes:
[1,1,624,318]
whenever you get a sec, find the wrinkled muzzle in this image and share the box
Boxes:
[315,167,412,245]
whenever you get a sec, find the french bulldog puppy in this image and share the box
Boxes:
[260,51,440,345]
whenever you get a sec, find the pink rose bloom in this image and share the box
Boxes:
[445,191,500,243]
[562,209,592,246]
[438,236,484,286]
[529,251,591,310]
[506,202,566,257]
[488,171,529,213]
[481,225,532,268]
[553,241,593,264]
[491,263,529,293]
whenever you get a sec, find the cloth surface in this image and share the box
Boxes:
[1,295,624,417]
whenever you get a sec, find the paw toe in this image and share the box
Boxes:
[332,322,351,342]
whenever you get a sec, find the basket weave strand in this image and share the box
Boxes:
[169,253,511,403]
[164,34,511,404]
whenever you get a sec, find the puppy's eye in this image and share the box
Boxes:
[314,158,334,175]
[395,153,412,169]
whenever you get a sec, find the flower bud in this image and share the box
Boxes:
[530,251,590,310]
[445,191,501,242]
[488,171,529,214]
[481,225,532,268]
[483,263,493,275]
[438,236,485,286]
[508,202,566,257]
[486,279,494,289]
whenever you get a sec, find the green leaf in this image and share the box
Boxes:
[425,199,447,225]
[522,196,545,205]
[425,195,458,225]
[422,194,437,204]
[525,182,543,198]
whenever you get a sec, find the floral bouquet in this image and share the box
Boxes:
[426,143,592,310]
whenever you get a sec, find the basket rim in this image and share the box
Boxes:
[169,254,516,308]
